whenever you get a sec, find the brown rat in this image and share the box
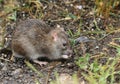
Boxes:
[12,19,72,65]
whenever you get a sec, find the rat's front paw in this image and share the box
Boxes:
[33,60,48,66]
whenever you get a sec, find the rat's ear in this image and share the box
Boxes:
[50,30,58,42]
[50,25,64,41]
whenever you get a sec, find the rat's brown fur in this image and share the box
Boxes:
[12,19,72,64]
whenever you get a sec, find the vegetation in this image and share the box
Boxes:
[0,0,120,84]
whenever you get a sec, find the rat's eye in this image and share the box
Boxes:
[63,42,67,47]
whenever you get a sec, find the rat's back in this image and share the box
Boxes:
[12,19,52,59]
[13,19,53,39]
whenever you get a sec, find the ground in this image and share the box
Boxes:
[0,0,120,84]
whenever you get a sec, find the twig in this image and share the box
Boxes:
[50,17,72,22]
[45,62,61,84]
[25,60,43,77]
[0,57,10,62]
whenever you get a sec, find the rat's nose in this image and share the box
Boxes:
[62,49,72,59]
[66,49,73,57]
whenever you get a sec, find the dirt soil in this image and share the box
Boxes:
[0,0,120,84]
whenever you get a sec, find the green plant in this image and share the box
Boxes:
[76,47,120,84]
[76,53,90,70]
[0,0,3,3]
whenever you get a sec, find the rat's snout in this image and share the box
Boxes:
[67,49,73,57]
[62,49,73,59]
[61,50,72,59]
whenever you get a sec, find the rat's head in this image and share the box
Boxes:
[48,26,72,60]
